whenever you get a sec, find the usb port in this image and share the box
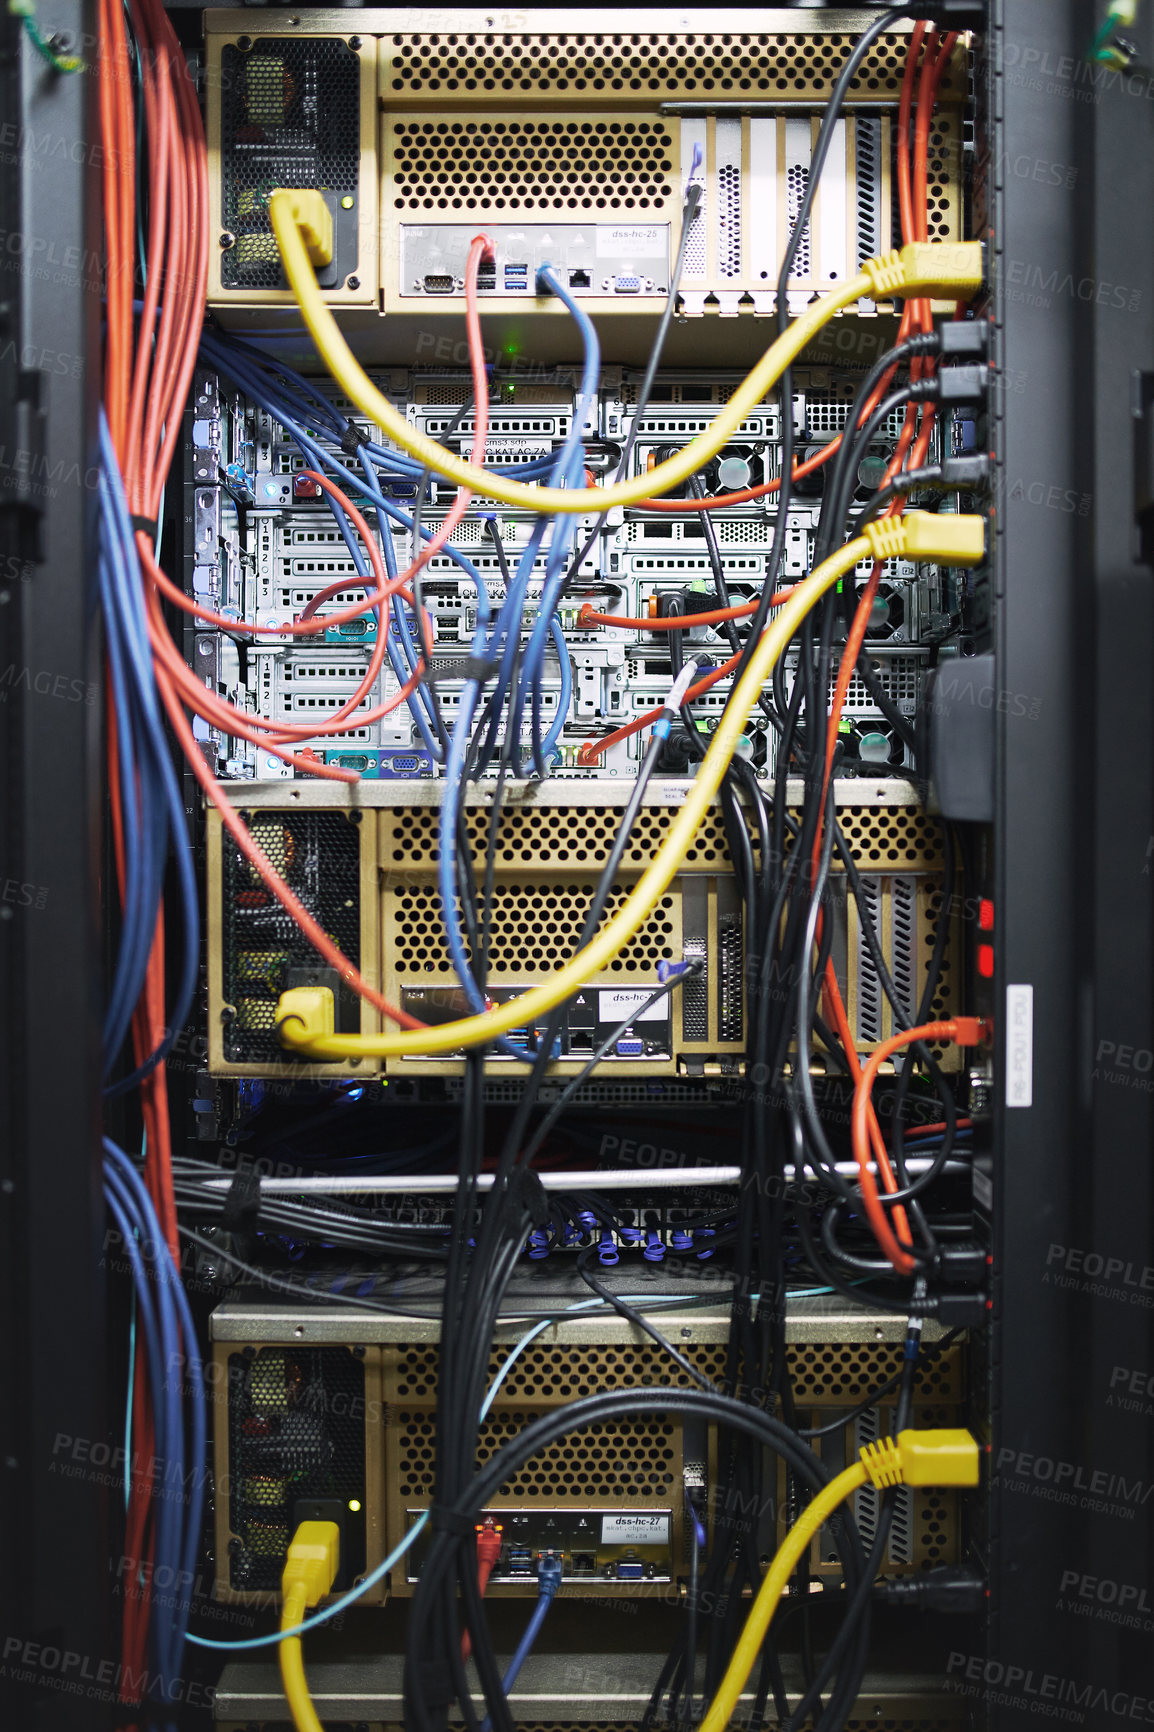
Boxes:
[615,1560,644,1579]
[615,1036,644,1058]
[477,266,496,290]
[507,1548,533,1576]
[504,265,529,289]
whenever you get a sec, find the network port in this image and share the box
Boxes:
[423,273,455,293]
[571,1551,596,1575]
[615,1036,644,1058]
[568,1029,594,1056]
[568,268,591,289]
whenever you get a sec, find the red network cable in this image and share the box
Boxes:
[852,1020,988,1275]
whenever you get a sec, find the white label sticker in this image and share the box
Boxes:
[595,225,668,258]
[1006,983,1034,1107]
[972,1164,993,1212]
[600,1513,670,1545]
[599,990,667,1024]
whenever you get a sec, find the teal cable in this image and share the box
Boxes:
[186,1510,429,1650]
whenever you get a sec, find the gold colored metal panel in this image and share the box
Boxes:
[205,26,379,308]
[205,804,381,1078]
[377,27,967,110]
[382,1337,964,1407]
[210,1342,389,1607]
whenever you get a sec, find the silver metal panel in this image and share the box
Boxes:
[400,224,671,299]
[207,10,917,38]
[212,1651,963,1722]
[203,776,924,810]
[209,1297,951,1347]
[748,116,777,287]
[819,118,849,283]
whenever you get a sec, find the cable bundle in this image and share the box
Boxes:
[103,1142,205,1728]
[88,2,991,1727]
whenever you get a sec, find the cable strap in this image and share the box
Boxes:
[221,1164,261,1237]
[428,1502,474,1539]
[507,1167,550,1227]
[340,421,371,457]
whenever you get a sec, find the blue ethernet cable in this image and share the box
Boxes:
[103,1161,186,1694]
[356,441,444,754]
[199,341,494,611]
[99,414,199,1090]
[506,263,600,776]
[314,465,445,761]
[201,330,559,482]
[478,1550,563,1732]
[436,679,535,1062]
[197,344,498,752]
[105,1140,206,1697]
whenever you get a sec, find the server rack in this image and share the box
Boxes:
[2,3,1154,1729]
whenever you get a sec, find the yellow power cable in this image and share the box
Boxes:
[276,511,985,1061]
[697,1429,980,1732]
[268,187,984,516]
[278,1521,340,1732]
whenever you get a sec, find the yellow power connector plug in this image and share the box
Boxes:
[274,188,334,269]
[697,1430,980,1732]
[275,986,335,1048]
[279,1520,340,1732]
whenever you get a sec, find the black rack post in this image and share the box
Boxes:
[0,5,107,1727]
[986,1,1154,1724]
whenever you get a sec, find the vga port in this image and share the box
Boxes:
[385,755,419,773]
[614,275,641,294]
[423,274,455,294]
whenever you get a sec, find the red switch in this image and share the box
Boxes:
[977,942,994,978]
[978,898,994,931]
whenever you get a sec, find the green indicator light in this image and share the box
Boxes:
[838,719,852,735]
